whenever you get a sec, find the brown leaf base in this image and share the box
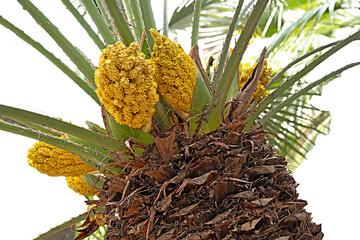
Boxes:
[98,124,323,240]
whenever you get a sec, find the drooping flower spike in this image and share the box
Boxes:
[95,42,159,128]
[27,142,94,177]
[150,29,197,113]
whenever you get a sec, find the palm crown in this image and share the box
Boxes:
[0,0,359,239]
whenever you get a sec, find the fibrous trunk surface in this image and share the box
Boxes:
[98,120,323,240]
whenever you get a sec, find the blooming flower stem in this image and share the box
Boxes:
[191,0,202,47]
[151,29,197,113]
[80,0,117,45]
[28,142,96,176]
[0,104,125,152]
[238,59,272,101]
[103,0,135,47]
[61,0,106,50]
[139,0,156,51]
[17,0,96,87]
[0,15,100,105]
[95,42,159,128]
[244,29,360,132]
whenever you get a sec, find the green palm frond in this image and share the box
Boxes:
[169,0,225,30]
[169,0,360,56]
[257,59,360,171]
[79,0,117,45]
[61,0,106,49]
[267,1,360,55]
[262,87,331,171]
[266,108,331,171]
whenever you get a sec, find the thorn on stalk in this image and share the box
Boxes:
[125,139,139,157]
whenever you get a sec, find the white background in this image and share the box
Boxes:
[0,1,359,239]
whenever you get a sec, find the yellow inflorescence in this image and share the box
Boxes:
[238,60,272,100]
[27,142,94,177]
[95,42,159,128]
[150,29,197,113]
[66,176,99,196]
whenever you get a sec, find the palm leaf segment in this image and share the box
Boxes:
[262,77,332,171]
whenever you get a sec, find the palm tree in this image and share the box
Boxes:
[0,0,359,239]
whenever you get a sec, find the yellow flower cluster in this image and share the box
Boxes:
[95,42,159,128]
[27,142,94,177]
[87,205,106,226]
[66,176,98,196]
[150,29,197,113]
[238,60,272,100]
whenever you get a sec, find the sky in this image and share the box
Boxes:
[0,1,360,239]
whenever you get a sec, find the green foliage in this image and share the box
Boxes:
[191,0,203,47]
[260,61,360,170]
[104,112,154,146]
[189,55,213,135]
[201,0,269,133]
[139,0,156,51]
[169,0,223,30]
[172,0,360,56]
[61,0,106,49]
[103,0,135,46]
[80,0,117,45]
[17,0,96,86]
